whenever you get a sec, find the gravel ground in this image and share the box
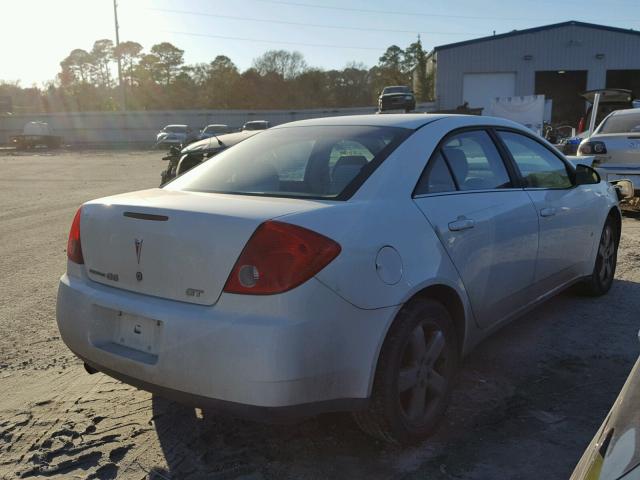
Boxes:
[1,149,639,480]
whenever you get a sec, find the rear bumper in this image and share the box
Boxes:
[56,268,394,412]
[79,353,367,422]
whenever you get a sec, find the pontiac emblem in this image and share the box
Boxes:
[135,239,143,264]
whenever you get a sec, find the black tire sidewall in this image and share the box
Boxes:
[592,220,618,294]
[378,299,458,443]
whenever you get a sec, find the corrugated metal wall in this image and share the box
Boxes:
[0,103,436,146]
[435,24,640,110]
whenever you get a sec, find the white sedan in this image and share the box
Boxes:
[578,108,640,196]
[57,114,620,444]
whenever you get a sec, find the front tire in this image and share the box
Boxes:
[353,299,458,444]
[580,218,618,296]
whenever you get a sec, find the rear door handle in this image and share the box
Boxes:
[448,217,475,232]
[540,207,556,217]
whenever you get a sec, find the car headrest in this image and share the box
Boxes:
[443,148,469,183]
[331,155,368,193]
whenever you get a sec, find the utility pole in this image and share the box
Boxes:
[113,0,127,110]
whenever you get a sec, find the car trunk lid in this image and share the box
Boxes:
[592,133,640,165]
[80,188,328,305]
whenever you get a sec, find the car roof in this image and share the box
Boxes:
[608,108,640,117]
[272,114,522,130]
[165,124,188,128]
[204,124,228,127]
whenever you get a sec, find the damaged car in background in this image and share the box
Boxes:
[577,108,640,208]
[155,124,195,147]
[160,129,262,185]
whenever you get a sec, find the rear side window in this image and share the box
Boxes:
[441,131,512,191]
[498,131,572,189]
[415,151,456,194]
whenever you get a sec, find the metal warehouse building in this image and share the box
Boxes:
[428,21,640,124]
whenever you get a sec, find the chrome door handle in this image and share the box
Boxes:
[540,207,556,217]
[448,217,475,232]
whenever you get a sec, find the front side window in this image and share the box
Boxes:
[441,130,512,191]
[498,131,572,189]
[166,125,409,199]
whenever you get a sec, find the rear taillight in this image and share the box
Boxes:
[223,221,341,295]
[579,141,607,155]
[67,207,84,264]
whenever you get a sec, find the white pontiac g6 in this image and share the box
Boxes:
[57,114,620,444]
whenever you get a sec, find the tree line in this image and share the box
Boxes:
[1,38,433,113]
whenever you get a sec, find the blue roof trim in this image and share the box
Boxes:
[434,21,640,52]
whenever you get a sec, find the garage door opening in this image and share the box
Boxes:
[535,70,587,126]
[606,70,640,98]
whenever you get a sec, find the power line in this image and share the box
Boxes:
[150,7,484,36]
[165,30,385,50]
[250,0,640,23]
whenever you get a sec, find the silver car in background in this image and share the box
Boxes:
[578,109,640,196]
[155,124,193,146]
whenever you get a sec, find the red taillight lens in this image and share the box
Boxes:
[67,207,84,264]
[223,221,341,295]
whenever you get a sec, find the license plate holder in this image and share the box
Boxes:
[113,312,161,355]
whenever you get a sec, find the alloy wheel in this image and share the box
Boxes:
[597,225,615,284]
[397,321,450,424]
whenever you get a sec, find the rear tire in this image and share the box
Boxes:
[580,218,618,296]
[353,299,458,444]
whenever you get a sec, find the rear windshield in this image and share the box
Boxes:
[166,125,409,199]
[383,87,410,94]
[598,111,640,134]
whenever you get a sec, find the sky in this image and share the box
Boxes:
[3,0,640,86]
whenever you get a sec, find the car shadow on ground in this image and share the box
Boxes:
[622,209,640,221]
[149,278,640,480]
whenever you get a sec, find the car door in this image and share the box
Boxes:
[496,130,599,291]
[413,129,539,328]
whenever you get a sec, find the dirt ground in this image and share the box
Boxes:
[1,149,639,480]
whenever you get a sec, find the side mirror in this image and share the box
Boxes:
[611,179,634,200]
[575,164,601,185]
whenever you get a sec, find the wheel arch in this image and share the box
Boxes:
[365,282,471,397]
[410,284,467,357]
[608,206,622,245]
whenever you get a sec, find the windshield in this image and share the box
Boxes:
[164,126,187,133]
[598,111,640,134]
[203,126,227,134]
[383,86,410,94]
[166,125,409,199]
[244,122,268,130]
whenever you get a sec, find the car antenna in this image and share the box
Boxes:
[212,134,225,147]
